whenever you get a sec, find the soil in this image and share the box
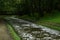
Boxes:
[0,20,13,40]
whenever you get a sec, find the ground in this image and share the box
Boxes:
[0,20,13,40]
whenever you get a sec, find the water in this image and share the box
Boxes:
[5,17,60,40]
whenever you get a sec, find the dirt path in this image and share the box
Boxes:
[0,20,13,40]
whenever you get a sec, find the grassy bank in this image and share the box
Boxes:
[36,10,60,31]
[7,24,21,40]
[17,10,60,31]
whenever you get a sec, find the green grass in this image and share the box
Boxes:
[16,10,60,31]
[17,15,36,22]
[16,13,40,21]
[40,10,60,22]
[48,17,60,23]
[36,10,60,31]
[7,24,21,40]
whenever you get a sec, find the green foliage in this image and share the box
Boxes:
[0,0,21,14]
[0,0,60,15]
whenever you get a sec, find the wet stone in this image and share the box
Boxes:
[11,22,60,40]
[53,39,57,40]
[50,34,57,38]
[31,31,41,34]
[42,37,52,40]
[55,36,60,39]
[21,24,31,27]
[43,33,50,37]
[35,38,41,40]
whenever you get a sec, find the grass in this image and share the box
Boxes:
[16,10,60,31]
[36,10,60,31]
[4,10,60,31]
[37,21,60,31]
[7,24,21,40]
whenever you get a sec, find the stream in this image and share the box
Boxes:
[5,17,60,40]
